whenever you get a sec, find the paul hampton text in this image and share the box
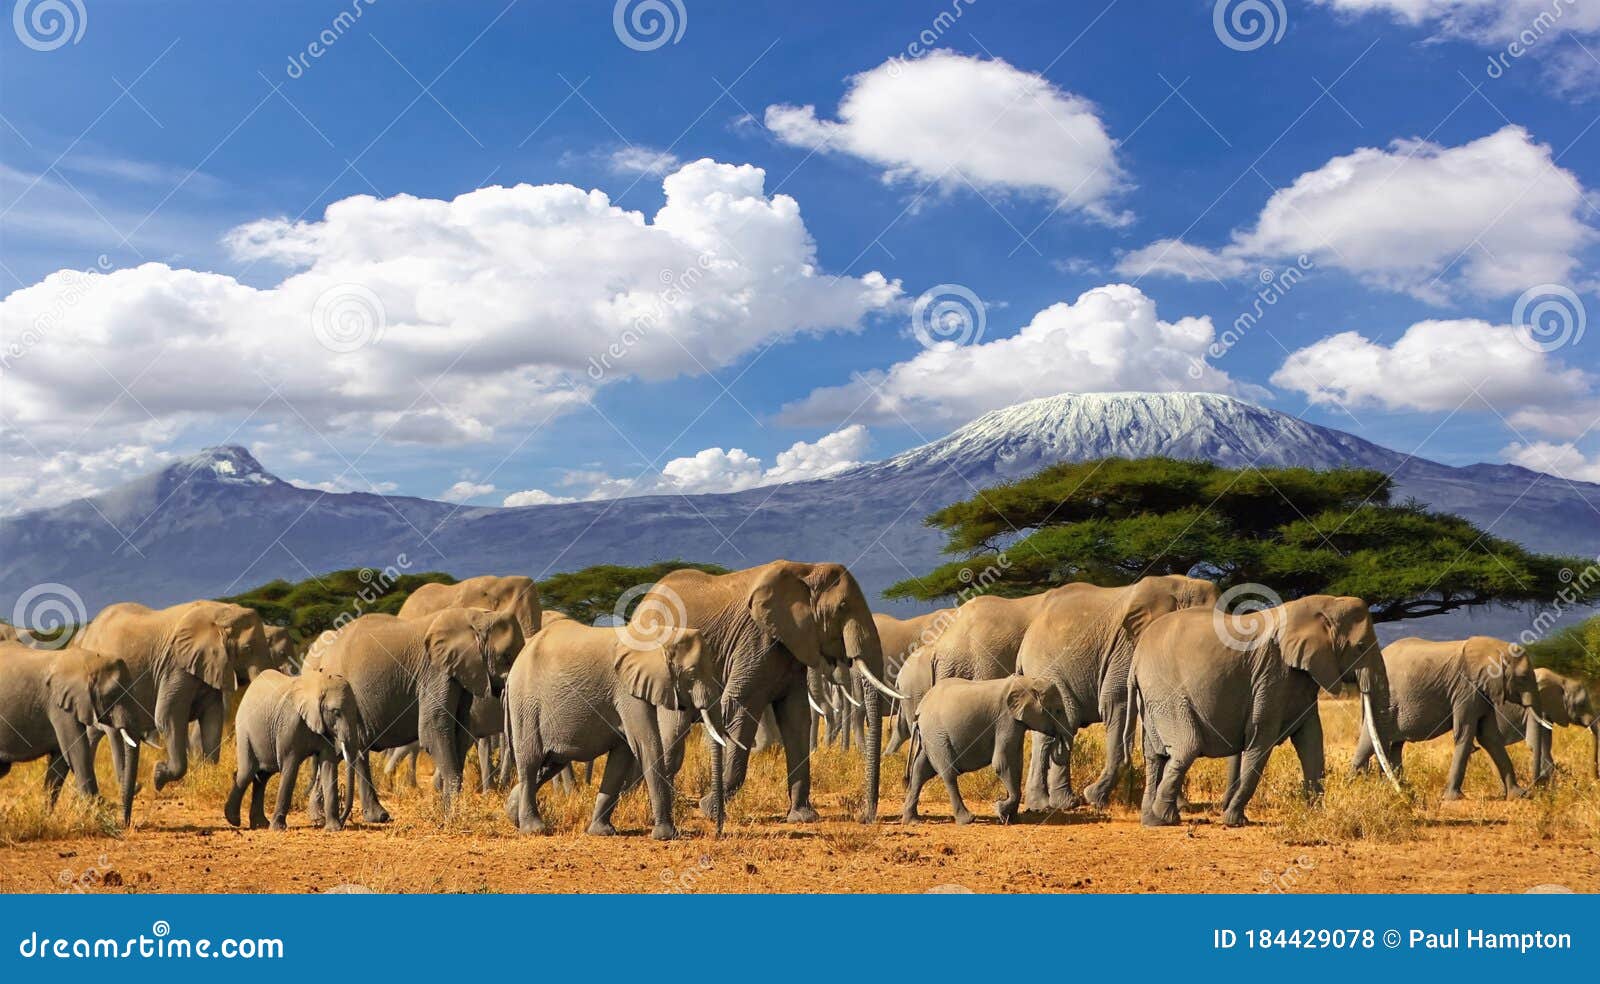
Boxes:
[1214,927,1574,953]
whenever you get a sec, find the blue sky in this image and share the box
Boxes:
[3,0,1598,510]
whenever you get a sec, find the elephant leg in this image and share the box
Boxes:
[1140,749,1169,825]
[1084,697,1127,810]
[151,700,192,791]
[1222,745,1272,827]
[1214,754,1242,812]
[1047,731,1081,809]
[619,699,678,840]
[103,727,125,788]
[224,762,251,828]
[902,744,934,823]
[1443,715,1476,801]
[420,687,466,813]
[272,752,303,830]
[476,738,494,794]
[1024,730,1052,812]
[1150,748,1195,826]
[509,752,549,835]
[57,723,99,800]
[318,757,343,831]
[1289,714,1325,801]
[355,753,389,823]
[555,764,576,794]
[1527,718,1554,785]
[588,745,636,836]
[939,761,973,825]
[248,772,270,829]
[43,752,68,809]
[195,689,225,764]
[1476,717,1526,799]
[993,732,1023,824]
[770,690,818,823]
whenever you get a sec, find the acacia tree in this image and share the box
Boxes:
[886,457,1593,623]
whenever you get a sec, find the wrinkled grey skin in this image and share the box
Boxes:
[902,676,1069,825]
[888,648,937,754]
[225,668,364,831]
[503,619,725,839]
[0,643,143,825]
[307,608,524,821]
[645,561,895,825]
[81,600,269,790]
[1352,636,1541,800]
[1134,595,1396,828]
[1492,668,1600,785]
[925,576,1219,811]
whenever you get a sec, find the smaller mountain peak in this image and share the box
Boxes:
[172,445,277,485]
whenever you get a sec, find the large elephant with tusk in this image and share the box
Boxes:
[1352,636,1542,800]
[642,561,902,826]
[79,600,270,790]
[0,641,145,826]
[503,618,729,838]
[1133,595,1399,827]
[1493,668,1599,784]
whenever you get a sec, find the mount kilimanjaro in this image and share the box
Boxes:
[3,392,1597,638]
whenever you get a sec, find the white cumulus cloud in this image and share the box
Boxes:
[1272,319,1595,432]
[566,426,874,499]
[501,488,577,507]
[765,52,1129,224]
[0,159,898,465]
[780,284,1249,426]
[440,481,496,503]
[1119,126,1593,300]
[1502,440,1600,482]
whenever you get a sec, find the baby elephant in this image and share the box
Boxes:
[226,668,364,831]
[504,619,731,839]
[903,676,1067,825]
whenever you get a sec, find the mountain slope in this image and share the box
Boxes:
[3,393,1597,641]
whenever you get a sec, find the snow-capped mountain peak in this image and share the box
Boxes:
[170,446,278,486]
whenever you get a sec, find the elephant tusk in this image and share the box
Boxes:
[1530,711,1557,731]
[854,661,907,702]
[340,741,353,765]
[1362,692,1401,791]
[142,734,164,752]
[807,694,827,717]
[119,728,137,748]
[700,710,730,749]
[839,687,862,709]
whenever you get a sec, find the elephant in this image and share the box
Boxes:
[1351,637,1544,800]
[263,625,297,675]
[873,608,957,682]
[79,600,269,790]
[641,561,902,825]
[308,607,524,820]
[1132,595,1398,828]
[225,668,364,831]
[400,574,542,787]
[1493,668,1599,784]
[398,575,542,638]
[0,642,144,825]
[923,576,1219,811]
[901,675,1069,825]
[503,618,729,839]
[887,647,937,754]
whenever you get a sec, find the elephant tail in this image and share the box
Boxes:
[1122,674,1142,766]
[904,721,920,786]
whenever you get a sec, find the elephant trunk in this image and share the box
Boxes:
[861,678,880,824]
[119,742,139,828]
[339,756,356,827]
[710,727,725,839]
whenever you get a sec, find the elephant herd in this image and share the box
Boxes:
[0,564,1595,841]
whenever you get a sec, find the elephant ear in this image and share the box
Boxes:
[1275,600,1343,694]
[45,651,96,725]
[614,638,679,710]
[294,674,329,737]
[423,610,492,698]
[1004,678,1049,729]
[749,567,822,669]
[477,611,524,681]
[1464,637,1514,706]
[174,608,237,693]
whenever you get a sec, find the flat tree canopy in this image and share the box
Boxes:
[885,457,1595,623]
[538,560,729,624]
